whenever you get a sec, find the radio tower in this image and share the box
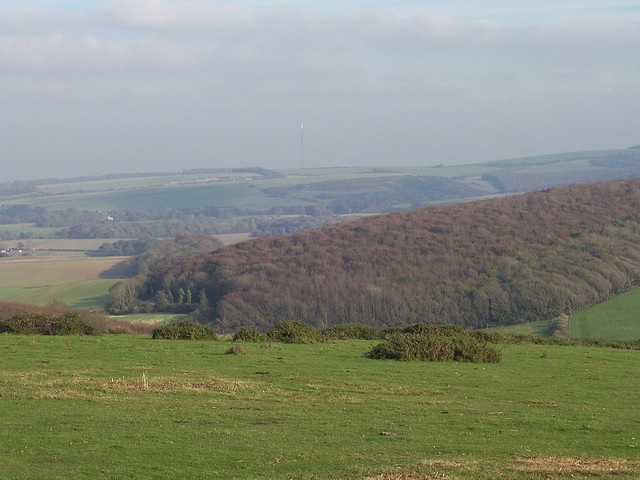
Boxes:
[300,123,304,169]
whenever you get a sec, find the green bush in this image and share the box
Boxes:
[151,321,218,340]
[367,333,455,361]
[232,326,267,342]
[267,320,317,344]
[322,323,382,340]
[402,323,466,337]
[0,313,95,335]
[367,324,502,363]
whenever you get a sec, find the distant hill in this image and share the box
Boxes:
[3,147,640,241]
[113,177,640,332]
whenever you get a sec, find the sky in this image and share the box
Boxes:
[1,1,639,180]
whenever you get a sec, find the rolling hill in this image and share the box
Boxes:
[2,147,640,241]
[112,177,640,332]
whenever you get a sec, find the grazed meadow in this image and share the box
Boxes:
[1,335,638,479]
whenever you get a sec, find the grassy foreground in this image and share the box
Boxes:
[1,335,638,479]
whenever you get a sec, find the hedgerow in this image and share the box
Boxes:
[0,301,122,335]
[0,313,95,335]
[151,321,218,340]
[267,320,317,344]
[322,323,382,340]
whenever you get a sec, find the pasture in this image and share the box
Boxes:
[1,335,638,479]
[571,287,640,340]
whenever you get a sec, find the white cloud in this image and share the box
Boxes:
[0,34,199,72]
[94,0,259,32]
[1,1,639,179]
[0,5,67,34]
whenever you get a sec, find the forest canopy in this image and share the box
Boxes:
[110,178,640,331]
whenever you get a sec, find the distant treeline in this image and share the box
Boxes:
[0,204,340,240]
[105,233,224,315]
[108,178,640,331]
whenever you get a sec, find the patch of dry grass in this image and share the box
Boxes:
[363,456,640,479]
[513,456,640,476]
[17,373,258,400]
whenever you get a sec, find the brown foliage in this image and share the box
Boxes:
[140,178,640,331]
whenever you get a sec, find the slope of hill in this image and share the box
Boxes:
[113,178,640,331]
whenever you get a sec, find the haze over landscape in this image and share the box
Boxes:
[3,5,640,478]
[1,1,639,180]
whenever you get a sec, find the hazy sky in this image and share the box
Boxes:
[1,1,639,180]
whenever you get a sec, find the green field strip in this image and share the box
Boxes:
[0,279,117,309]
[571,287,640,340]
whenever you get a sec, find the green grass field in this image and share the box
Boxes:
[1,335,638,479]
[0,223,61,237]
[571,287,640,340]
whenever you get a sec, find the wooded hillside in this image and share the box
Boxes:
[120,178,640,331]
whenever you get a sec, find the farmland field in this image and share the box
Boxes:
[0,335,638,479]
[0,256,127,308]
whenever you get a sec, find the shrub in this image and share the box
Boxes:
[267,320,317,344]
[367,333,456,361]
[233,326,267,342]
[322,323,382,340]
[367,324,502,363]
[0,313,95,335]
[151,321,218,340]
